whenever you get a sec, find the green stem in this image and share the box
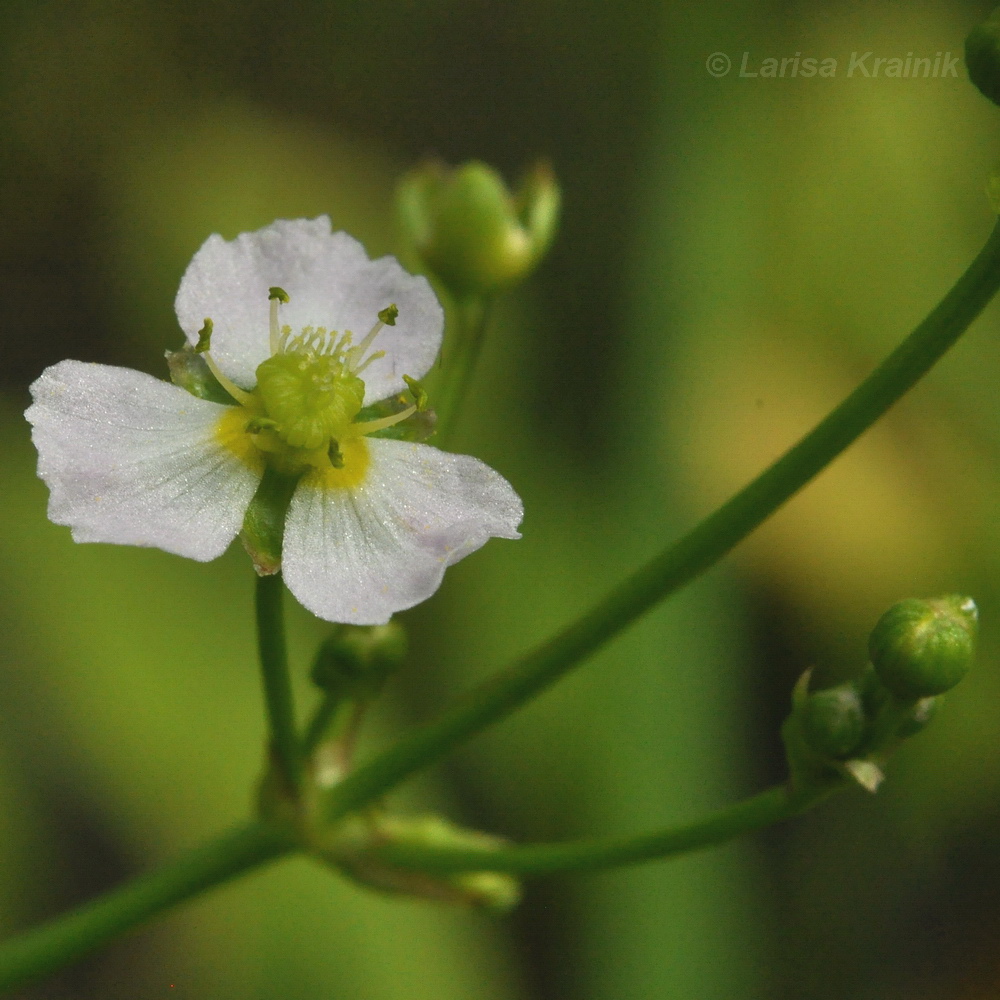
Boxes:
[0,822,293,995]
[323,218,1000,821]
[375,782,839,876]
[301,690,340,755]
[434,295,493,440]
[255,573,302,795]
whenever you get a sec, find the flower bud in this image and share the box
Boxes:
[868,595,977,701]
[967,7,1000,107]
[800,684,866,759]
[895,696,938,740]
[326,813,521,912]
[397,159,560,299]
[311,622,407,700]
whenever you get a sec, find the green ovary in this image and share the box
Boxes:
[255,353,365,449]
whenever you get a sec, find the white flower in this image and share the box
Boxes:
[26,217,523,624]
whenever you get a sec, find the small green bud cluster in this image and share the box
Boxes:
[783,595,976,794]
[397,159,560,299]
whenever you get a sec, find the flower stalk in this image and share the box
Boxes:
[367,783,839,876]
[255,573,303,796]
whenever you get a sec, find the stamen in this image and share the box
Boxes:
[352,349,386,377]
[203,351,256,408]
[268,287,289,354]
[194,317,256,407]
[344,304,398,372]
[349,404,417,438]
[345,321,384,372]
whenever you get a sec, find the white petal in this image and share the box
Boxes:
[25,360,263,561]
[173,216,443,401]
[282,439,523,624]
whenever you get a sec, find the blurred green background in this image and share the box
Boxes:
[3,1,1000,997]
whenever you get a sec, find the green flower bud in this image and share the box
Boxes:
[397,159,560,299]
[868,595,977,701]
[966,7,1000,107]
[800,684,867,759]
[895,696,938,740]
[326,813,521,912]
[311,622,407,700]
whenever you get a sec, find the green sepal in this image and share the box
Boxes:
[839,759,884,794]
[165,344,235,405]
[239,466,300,575]
[356,397,438,442]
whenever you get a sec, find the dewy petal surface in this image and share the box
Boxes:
[174,216,443,402]
[282,438,523,624]
[26,360,263,560]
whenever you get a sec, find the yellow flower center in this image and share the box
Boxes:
[209,292,411,488]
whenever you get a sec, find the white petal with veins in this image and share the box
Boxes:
[282,439,523,624]
[174,216,443,402]
[26,360,261,561]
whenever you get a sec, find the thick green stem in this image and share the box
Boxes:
[0,823,292,994]
[323,219,1000,820]
[255,573,303,794]
[375,782,839,875]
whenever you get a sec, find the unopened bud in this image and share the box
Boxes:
[868,595,977,701]
[311,622,407,700]
[800,684,866,759]
[327,813,521,912]
[397,159,560,299]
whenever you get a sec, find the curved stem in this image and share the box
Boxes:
[324,218,1000,820]
[373,782,839,876]
[255,573,302,795]
[0,822,293,995]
